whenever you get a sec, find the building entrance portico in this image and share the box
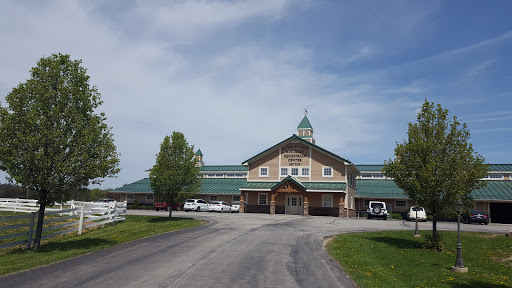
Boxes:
[285,195,303,215]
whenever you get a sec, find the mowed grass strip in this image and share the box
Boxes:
[327,230,511,288]
[0,215,204,276]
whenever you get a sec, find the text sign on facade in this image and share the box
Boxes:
[282,144,309,166]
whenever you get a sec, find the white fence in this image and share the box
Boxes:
[0,198,127,249]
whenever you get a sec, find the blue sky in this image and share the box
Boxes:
[1,1,511,189]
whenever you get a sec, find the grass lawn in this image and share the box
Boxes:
[0,215,204,276]
[327,230,511,288]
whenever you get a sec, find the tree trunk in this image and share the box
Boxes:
[32,191,47,250]
[168,204,173,218]
[432,213,437,241]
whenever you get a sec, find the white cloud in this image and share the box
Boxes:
[132,0,296,42]
[463,59,496,81]
[1,1,510,188]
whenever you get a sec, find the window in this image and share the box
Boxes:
[482,174,504,180]
[323,166,333,178]
[322,194,333,207]
[209,195,218,202]
[258,193,267,205]
[145,194,154,201]
[396,200,406,207]
[227,173,245,178]
[490,174,503,178]
[207,173,224,178]
[127,194,134,200]
[281,167,288,176]
[232,195,241,202]
[364,199,370,206]
[259,167,269,177]
[361,173,384,179]
[302,168,309,176]
[291,168,299,176]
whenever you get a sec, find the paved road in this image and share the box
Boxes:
[2,211,511,288]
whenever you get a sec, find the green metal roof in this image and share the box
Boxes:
[356,179,512,201]
[240,179,346,191]
[242,134,352,165]
[271,176,306,190]
[113,178,153,193]
[200,165,248,172]
[200,178,246,195]
[471,181,512,200]
[297,115,313,130]
[488,164,512,172]
[356,165,385,172]
[305,182,346,191]
[239,182,275,190]
[356,164,512,173]
[195,149,203,156]
[355,180,408,198]
[112,177,245,195]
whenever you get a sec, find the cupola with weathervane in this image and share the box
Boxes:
[297,113,315,144]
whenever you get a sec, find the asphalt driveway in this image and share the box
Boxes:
[2,210,511,288]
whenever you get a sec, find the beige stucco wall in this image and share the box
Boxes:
[247,140,350,183]
[279,143,310,179]
[307,193,343,207]
[248,149,280,180]
[244,191,269,205]
[310,149,345,181]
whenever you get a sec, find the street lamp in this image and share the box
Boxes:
[452,199,468,273]
[414,204,420,237]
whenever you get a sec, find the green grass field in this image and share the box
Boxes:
[327,230,511,288]
[0,215,204,276]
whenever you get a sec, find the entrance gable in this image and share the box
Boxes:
[271,176,306,193]
[243,135,357,182]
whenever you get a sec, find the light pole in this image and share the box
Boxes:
[452,200,468,273]
[414,204,420,237]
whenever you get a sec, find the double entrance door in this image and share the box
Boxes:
[285,195,303,215]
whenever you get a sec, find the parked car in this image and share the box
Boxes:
[462,210,489,225]
[208,201,231,213]
[367,201,388,220]
[230,201,241,213]
[407,206,427,221]
[97,198,115,203]
[154,201,181,211]
[183,199,209,212]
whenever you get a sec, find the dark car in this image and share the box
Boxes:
[154,201,181,211]
[462,210,488,225]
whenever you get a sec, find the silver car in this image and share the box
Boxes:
[183,199,209,212]
[208,201,231,212]
[230,201,241,213]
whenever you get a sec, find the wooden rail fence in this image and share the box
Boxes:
[0,198,127,249]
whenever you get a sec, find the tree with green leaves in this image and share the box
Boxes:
[0,53,120,250]
[150,132,201,218]
[383,100,488,246]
